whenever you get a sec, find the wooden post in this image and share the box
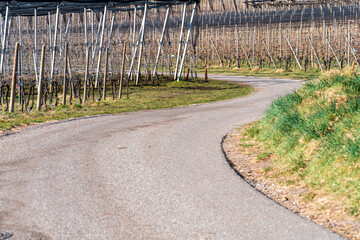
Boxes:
[36,45,46,111]
[83,47,90,103]
[119,43,126,99]
[102,47,109,100]
[9,42,20,113]
[204,68,207,82]
[62,42,68,105]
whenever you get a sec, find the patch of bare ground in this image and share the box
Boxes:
[222,127,360,240]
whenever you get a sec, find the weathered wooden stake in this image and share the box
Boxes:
[36,45,46,110]
[9,42,20,113]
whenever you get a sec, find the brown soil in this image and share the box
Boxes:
[222,127,360,240]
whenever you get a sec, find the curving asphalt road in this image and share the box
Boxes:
[0,75,342,239]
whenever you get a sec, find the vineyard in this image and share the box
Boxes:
[196,2,360,72]
[0,0,359,113]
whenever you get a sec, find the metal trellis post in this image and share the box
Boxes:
[0,6,9,74]
[174,3,187,80]
[153,7,170,77]
[136,2,148,85]
[95,5,108,87]
[177,3,197,81]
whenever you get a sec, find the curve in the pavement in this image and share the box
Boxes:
[0,75,342,239]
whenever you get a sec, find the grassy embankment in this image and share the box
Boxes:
[242,68,360,217]
[0,77,253,132]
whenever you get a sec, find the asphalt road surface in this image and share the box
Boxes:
[0,75,342,239]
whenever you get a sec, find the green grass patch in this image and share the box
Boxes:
[245,68,360,218]
[0,77,253,132]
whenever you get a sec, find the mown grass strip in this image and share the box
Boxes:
[0,77,253,132]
